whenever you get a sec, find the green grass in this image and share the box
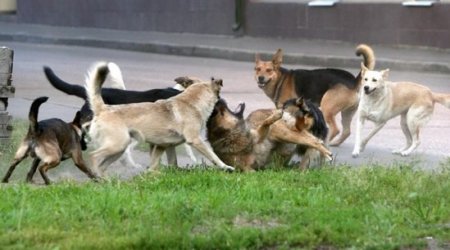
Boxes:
[1,119,449,249]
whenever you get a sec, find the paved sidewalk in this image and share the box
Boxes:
[0,22,449,74]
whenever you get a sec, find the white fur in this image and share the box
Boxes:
[107,62,126,90]
[352,67,439,157]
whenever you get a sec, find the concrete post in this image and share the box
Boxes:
[0,47,14,143]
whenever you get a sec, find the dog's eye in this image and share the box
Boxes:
[372,78,377,82]
[364,78,368,81]
[255,67,261,71]
[266,69,273,73]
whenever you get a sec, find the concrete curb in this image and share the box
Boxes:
[1,33,449,74]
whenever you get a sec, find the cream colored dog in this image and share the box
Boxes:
[352,63,450,157]
[85,62,234,174]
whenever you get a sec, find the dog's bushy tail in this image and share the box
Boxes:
[28,96,49,136]
[107,62,126,90]
[85,62,109,115]
[44,66,88,99]
[356,44,375,70]
[432,93,450,109]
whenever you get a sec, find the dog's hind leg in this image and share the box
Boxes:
[400,106,432,156]
[90,147,126,177]
[38,161,60,185]
[330,105,357,146]
[119,140,143,168]
[26,158,41,183]
[322,86,358,146]
[165,146,178,166]
[148,145,166,172]
[393,113,412,154]
[2,143,30,183]
[184,144,198,163]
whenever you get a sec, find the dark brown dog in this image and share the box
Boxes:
[207,99,332,171]
[254,44,375,146]
[2,97,98,185]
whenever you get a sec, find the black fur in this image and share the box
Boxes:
[281,67,359,105]
[44,66,183,149]
[44,66,181,104]
[283,98,328,155]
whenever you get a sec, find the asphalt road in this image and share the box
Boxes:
[2,42,449,180]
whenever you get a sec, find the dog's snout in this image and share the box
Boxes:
[258,76,265,82]
[364,86,369,91]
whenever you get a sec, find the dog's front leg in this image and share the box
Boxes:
[352,113,366,158]
[357,121,387,156]
[187,137,234,172]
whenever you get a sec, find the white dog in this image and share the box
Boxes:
[352,63,450,157]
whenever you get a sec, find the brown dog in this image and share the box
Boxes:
[2,97,98,184]
[254,44,375,146]
[207,99,332,171]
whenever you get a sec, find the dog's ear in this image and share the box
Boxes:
[174,76,189,84]
[72,111,82,127]
[211,77,223,87]
[174,76,194,88]
[272,49,283,68]
[381,69,389,80]
[295,97,304,107]
[235,102,246,118]
[255,53,261,63]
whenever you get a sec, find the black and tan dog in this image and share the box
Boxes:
[207,99,332,171]
[254,44,375,146]
[2,97,98,185]
[282,97,328,170]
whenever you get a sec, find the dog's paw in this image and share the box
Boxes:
[271,109,283,121]
[400,151,411,157]
[352,150,360,158]
[223,165,235,172]
[392,149,402,155]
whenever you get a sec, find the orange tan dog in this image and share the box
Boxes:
[254,44,375,146]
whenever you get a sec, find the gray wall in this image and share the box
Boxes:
[16,0,236,35]
[13,0,450,49]
[245,1,450,49]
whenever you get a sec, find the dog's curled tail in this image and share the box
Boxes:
[85,62,109,115]
[107,62,126,90]
[29,96,49,136]
[432,93,450,109]
[356,44,375,70]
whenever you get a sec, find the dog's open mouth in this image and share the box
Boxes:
[257,79,270,88]
[364,87,376,95]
